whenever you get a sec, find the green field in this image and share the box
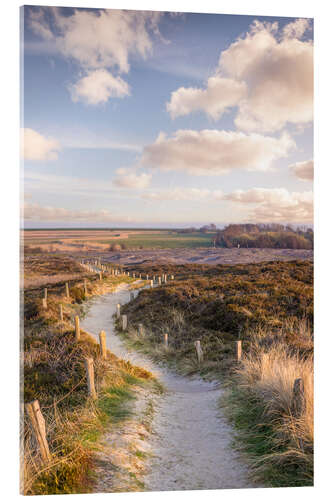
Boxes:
[98,232,215,249]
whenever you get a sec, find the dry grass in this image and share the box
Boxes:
[237,343,313,449]
[224,323,313,486]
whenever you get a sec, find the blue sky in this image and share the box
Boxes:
[22,6,313,228]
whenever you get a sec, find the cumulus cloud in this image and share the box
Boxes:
[22,128,60,161]
[167,19,313,132]
[28,7,163,105]
[24,201,133,222]
[289,159,313,181]
[167,77,247,120]
[113,168,152,189]
[141,129,295,175]
[70,69,130,105]
[224,187,313,223]
[283,18,311,39]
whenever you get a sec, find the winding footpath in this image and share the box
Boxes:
[81,284,254,492]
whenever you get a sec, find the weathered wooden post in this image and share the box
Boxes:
[292,378,306,417]
[164,275,168,283]
[158,276,161,285]
[84,357,97,399]
[44,288,47,300]
[65,282,70,298]
[116,303,121,319]
[133,272,136,279]
[75,315,80,341]
[235,340,242,362]
[164,333,169,348]
[99,272,102,281]
[194,340,203,364]
[150,280,154,288]
[146,274,149,280]
[42,298,47,309]
[59,304,63,321]
[99,331,107,359]
[122,314,127,331]
[84,279,88,296]
[25,400,51,464]
[139,323,144,337]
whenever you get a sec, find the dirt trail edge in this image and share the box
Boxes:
[81,284,255,492]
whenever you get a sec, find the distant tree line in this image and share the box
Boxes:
[176,224,217,234]
[213,224,313,249]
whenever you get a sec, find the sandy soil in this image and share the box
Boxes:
[90,247,313,266]
[81,285,255,492]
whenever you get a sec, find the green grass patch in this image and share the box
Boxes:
[99,232,214,249]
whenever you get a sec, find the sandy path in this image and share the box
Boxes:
[81,285,254,492]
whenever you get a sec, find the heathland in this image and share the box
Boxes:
[22,239,313,493]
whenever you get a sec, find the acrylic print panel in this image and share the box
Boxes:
[21,4,313,495]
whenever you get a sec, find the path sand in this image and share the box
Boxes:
[81,285,254,492]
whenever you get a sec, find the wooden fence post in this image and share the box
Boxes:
[139,323,144,337]
[99,272,102,281]
[150,280,154,288]
[235,340,242,362]
[164,333,169,348]
[122,314,127,331]
[84,279,88,296]
[158,277,161,285]
[194,340,203,364]
[65,282,70,298]
[99,331,107,359]
[84,357,97,399]
[42,298,47,309]
[146,274,149,280]
[292,378,306,417]
[116,303,121,318]
[25,400,51,464]
[59,304,63,321]
[75,315,80,341]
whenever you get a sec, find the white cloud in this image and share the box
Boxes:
[289,159,313,181]
[142,187,214,201]
[223,187,313,223]
[141,129,295,175]
[70,69,130,105]
[24,201,133,222]
[283,18,311,39]
[167,19,313,132]
[22,128,60,161]
[28,7,163,104]
[167,77,247,120]
[113,168,152,189]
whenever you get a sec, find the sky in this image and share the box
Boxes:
[21,6,313,228]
